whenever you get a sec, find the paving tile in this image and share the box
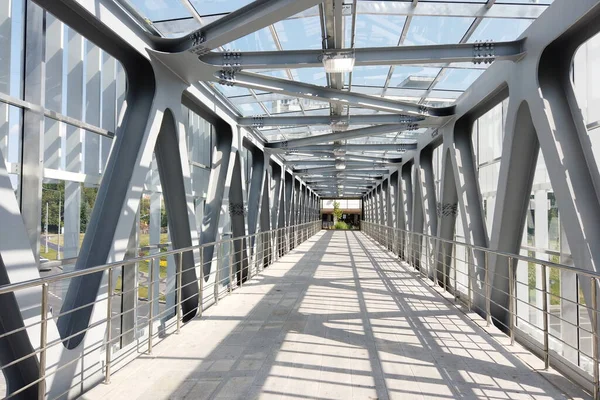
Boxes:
[82,231,584,400]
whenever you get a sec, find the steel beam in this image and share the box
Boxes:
[271,143,417,152]
[157,0,323,53]
[266,124,414,149]
[284,160,390,167]
[20,1,45,265]
[295,166,390,174]
[215,72,455,117]
[201,39,524,69]
[239,114,424,126]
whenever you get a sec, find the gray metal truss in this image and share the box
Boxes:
[364,0,600,333]
[266,124,417,149]
[156,0,323,53]
[269,143,417,153]
[239,115,424,127]
[200,39,525,70]
[213,72,455,117]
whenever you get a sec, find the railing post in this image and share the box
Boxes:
[486,251,491,327]
[177,252,183,333]
[39,283,49,400]
[453,242,458,303]
[214,243,220,305]
[148,258,154,354]
[467,247,472,311]
[198,248,203,318]
[592,276,599,400]
[424,236,429,280]
[440,241,445,289]
[542,264,549,369]
[508,257,515,345]
[105,268,113,383]
[229,238,234,293]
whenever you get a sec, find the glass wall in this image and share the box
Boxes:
[0,2,216,393]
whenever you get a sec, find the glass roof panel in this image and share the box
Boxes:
[354,14,406,48]
[404,16,475,46]
[212,84,251,98]
[468,18,534,42]
[154,18,202,38]
[388,66,441,89]
[189,0,254,17]
[274,15,322,50]
[350,66,391,87]
[290,68,328,86]
[126,0,191,22]
[434,68,485,91]
[420,0,484,2]
[238,102,265,116]
[497,0,552,3]
[223,27,277,51]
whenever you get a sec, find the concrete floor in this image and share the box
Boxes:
[82,230,587,400]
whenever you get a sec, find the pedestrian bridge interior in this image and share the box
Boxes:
[1,0,600,399]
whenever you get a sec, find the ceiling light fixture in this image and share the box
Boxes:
[322,50,355,73]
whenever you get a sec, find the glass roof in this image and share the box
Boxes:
[119,0,551,189]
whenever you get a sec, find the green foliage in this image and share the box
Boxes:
[139,196,169,229]
[332,201,343,221]
[334,221,350,230]
[41,183,98,233]
[41,182,64,231]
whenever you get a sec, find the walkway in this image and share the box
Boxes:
[83,231,586,400]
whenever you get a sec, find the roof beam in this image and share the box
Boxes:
[284,160,391,167]
[270,143,417,152]
[213,71,455,116]
[239,114,426,126]
[200,39,524,69]
[158,0,323,53]
[287,152,402,163]
[265,123,414,149]
[295,166,390,174]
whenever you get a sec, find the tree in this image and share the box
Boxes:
[333,201,343,223]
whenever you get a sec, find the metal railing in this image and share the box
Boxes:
[0,220,321,400]
[362,221,599,399]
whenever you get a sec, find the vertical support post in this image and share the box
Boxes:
[441,241,445,289]
[229,238,233,293]
[592,276,599,400]
[542,264,549,369]
[467,246,472,311]
[21,0,46,266]
[214,243,220,304]
[509,257,515,345]
[453,242,458,303]
[417,234,429,280]
[39,283,49,400]
[198,248,204,318]
[148,258,154,354]
[177,252,183,333]
[105,268,113,383]
[486,251,491,327]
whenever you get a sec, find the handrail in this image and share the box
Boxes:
[362,221,599,279]
[0,222,316,296]
[361,220,600,399]
[0,220,321,400]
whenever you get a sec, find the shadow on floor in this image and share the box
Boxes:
[83,230,589,400]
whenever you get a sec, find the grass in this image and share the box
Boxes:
[44,233,170,248]
[40,247,58,260]
[333,221,351,230]
[138,258,168,279]
[114,275,166,302]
